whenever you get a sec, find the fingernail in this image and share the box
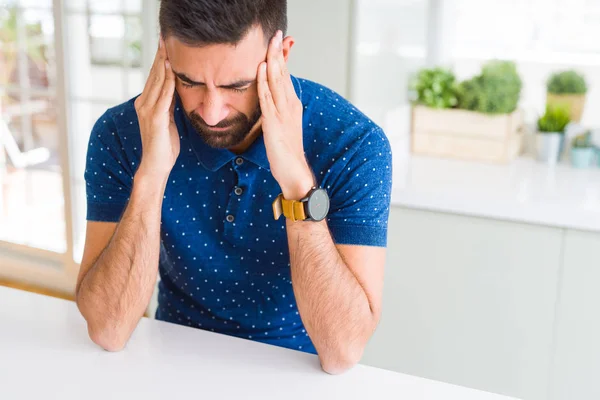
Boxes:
[165,60,170,69]
[278,30,283,45]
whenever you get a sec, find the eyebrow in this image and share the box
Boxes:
[173,71,255,89]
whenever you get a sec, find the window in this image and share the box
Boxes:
[0,1,66,253]
[0,0,151,290]
[349,0,600,142]
[451,0,600,126]
[64,0,145,262]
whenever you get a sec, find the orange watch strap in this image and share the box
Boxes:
[272,195,284,220]
[272,194,307,222]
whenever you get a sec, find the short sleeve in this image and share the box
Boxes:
[326,127,393,247]
[84,111,134,222]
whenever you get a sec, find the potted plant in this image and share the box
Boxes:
[456,60,523,115]
[546,70,588,122]
[536,104,571,165]
[410,67,459,109]
[410,60,524,164]
[570,131,595,168]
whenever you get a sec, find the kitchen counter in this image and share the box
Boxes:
[390,140,600,232]
[0,286,518,400]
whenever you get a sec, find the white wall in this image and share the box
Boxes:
[286,0,353,98]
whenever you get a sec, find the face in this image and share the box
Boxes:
[165,25,292,150]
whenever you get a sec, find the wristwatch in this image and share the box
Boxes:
[272,187,330,222]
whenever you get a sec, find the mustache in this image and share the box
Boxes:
[190,111,246,129]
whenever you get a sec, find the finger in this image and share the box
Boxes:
[277,36,298,103]
[168,89,177,133]
[270,31,297,106]
[274,31,289,81]
[266,31,287,110]
[139,39,165,106]
[144,40,167,107]
[157,60,176,114]
[169,94,176,125]
[257,62,276,117]
[273,31,297,103]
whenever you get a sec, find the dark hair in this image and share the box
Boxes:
[159,0,287,46]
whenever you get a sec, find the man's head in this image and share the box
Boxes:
[159,0,293,150]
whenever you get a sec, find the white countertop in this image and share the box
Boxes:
[390,140,600,232]
[0,286,518,400]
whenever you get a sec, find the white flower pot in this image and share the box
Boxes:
[536,132,564,165]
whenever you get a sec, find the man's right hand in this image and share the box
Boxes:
[134,37,180,180]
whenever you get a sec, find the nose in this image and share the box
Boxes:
[197,89,229,127]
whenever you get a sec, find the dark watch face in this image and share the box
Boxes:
[307,188,330,221]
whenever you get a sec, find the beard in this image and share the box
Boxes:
[188,104,262,149]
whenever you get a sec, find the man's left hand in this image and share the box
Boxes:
[257,30,314,201]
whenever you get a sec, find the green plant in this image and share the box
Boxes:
[572,131,592,148]
[456,60,522,114]
[411,67,459,109]
[537,104,571,133]
[547,70,587,95]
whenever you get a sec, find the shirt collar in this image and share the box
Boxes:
[242,131,270,171]
[175,76,303,173]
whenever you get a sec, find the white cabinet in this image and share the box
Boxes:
[361,206,563,400]
[550,229,600,400]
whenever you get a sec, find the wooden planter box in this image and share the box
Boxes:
[546,93,586,123]
[410,105,524,164]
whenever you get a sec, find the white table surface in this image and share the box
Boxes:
[390,140,600,232]
[0,286,519,400]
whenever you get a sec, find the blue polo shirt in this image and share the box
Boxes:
[84,76,393,354]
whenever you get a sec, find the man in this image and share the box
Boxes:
[76,0,393,375]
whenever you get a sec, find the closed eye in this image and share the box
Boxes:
[181,82,198,89]
[181,82,248,94]
[174,70,254,92]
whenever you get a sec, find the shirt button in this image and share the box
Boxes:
[235,157,244,166]
[234,187,243,196]
[226,215,235,223]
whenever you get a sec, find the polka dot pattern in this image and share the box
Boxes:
[83,77,393,355]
